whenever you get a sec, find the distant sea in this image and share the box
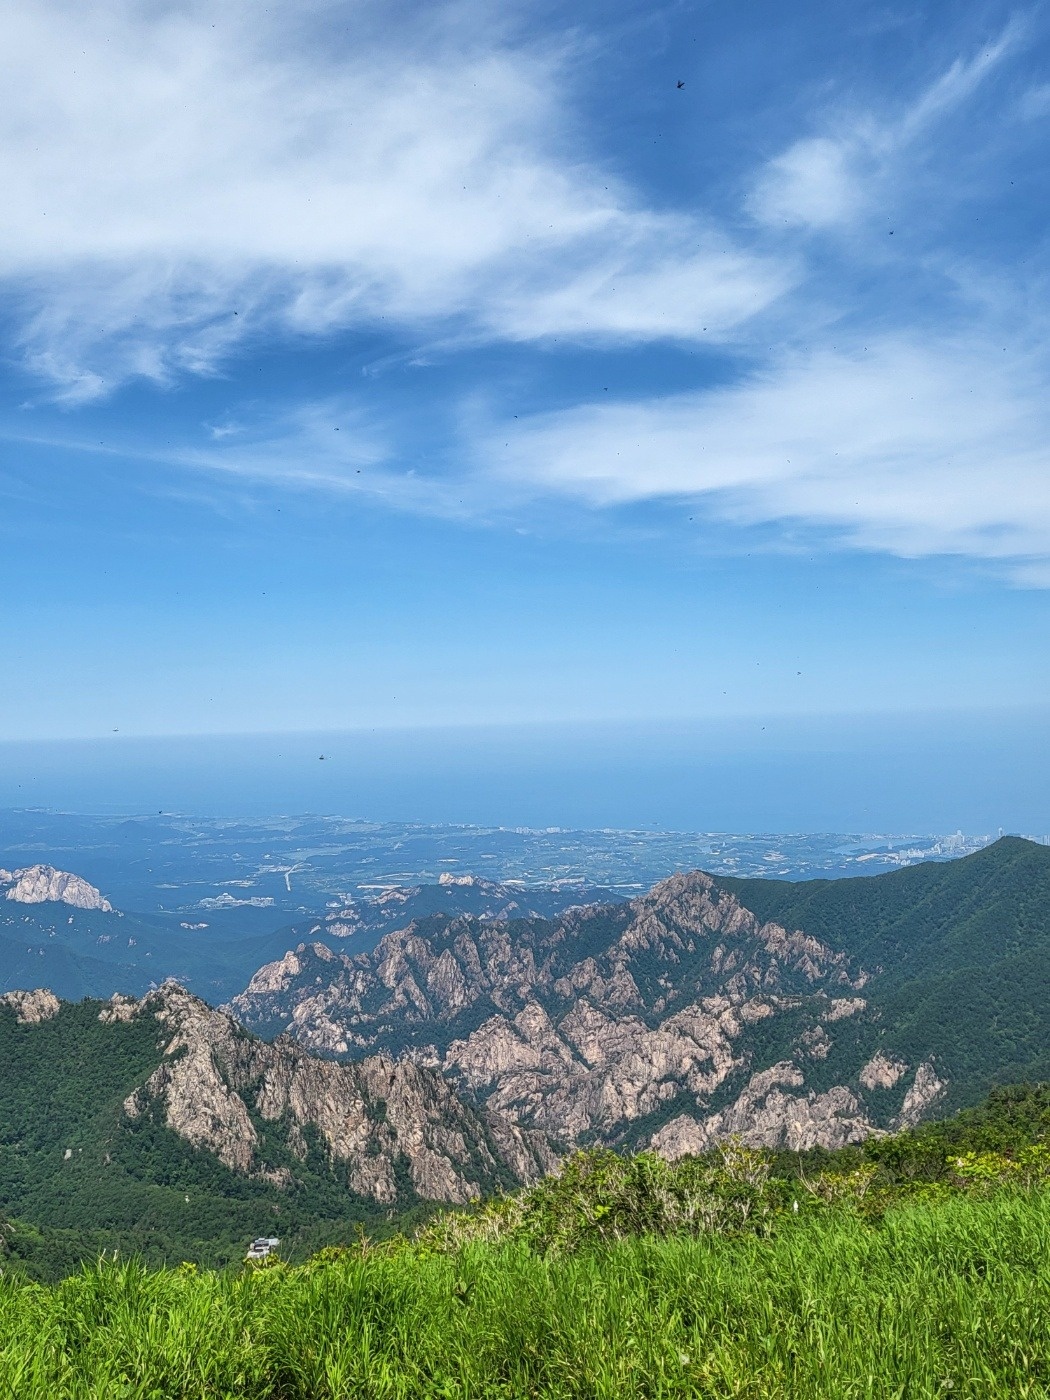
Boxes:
[1,708,1047,833]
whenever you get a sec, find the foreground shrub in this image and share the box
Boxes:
[416,1116,1050,1260]
[418,1142,783,1255]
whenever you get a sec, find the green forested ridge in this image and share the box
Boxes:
[718,836,1050,1110]
[717,836,1050,981]
[0,1001,431,1280]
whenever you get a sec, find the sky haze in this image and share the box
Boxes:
[1,0,1047,828]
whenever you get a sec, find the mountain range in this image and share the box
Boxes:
[0,870,609,1005]
[0,979,553,1274]
[1,836,1048,1270]
[227,837,1050,1152]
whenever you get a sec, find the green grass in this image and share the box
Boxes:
[1,1187,1049,1397]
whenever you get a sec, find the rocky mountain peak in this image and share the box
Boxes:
[0,864,113,912]
[224,866,922,1156]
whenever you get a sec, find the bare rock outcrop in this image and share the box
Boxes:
[227,869,897,1151]
[122,982,553,1204]
[826,997,867,1021]
[895,1061,947,1128]
[860,1052,908,1091]
[0,864,113,911]
[651,1061,876,1158]
[98,993,140,1024]
[0,987,61,1023]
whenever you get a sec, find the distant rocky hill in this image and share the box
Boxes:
[228,838,1050,1153]
[0,864,112,911]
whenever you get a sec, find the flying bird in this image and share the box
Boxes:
[676,80,685,89]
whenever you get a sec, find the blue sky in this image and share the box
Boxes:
[1,0,1049,824]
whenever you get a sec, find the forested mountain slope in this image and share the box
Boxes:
[716,837,1050,984]
[717,837,1050,1110]
[0,984,551,1272]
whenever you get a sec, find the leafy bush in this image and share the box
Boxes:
[951,1141,1050,1190]
[419,1141,783,1255]
[416,1085,1050,1257]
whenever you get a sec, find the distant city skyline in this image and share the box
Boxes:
[1,0,1048,832]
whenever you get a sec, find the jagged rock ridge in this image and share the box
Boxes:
[0,988,61,1023]
[114,982,553,1204]
[228,870,942,1153]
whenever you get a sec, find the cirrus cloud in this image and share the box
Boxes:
[484,333,1050,575]
[0,0,787,400]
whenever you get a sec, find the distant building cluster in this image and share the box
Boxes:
[246,1236,280,1261]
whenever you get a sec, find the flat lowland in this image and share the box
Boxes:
[1,1187,1048,1398]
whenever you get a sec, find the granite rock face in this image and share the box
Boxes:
[895,1060,947,1129]
[227,870,942,1152]
[117,983,553,1204]
[0,987,61,1023]
[0,864,113,911]
[650,1062,876,1158]
[859,1052,908,1091]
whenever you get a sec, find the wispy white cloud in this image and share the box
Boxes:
[0,393,471,517]
[470,22,1050,582]
[0,0,786,398]
[749,138,860,230]
[483,218,795,343]
[748,23,1021,230]
[484,333,1050,576]
[7,1,1047,590]
[171,399,481,519]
